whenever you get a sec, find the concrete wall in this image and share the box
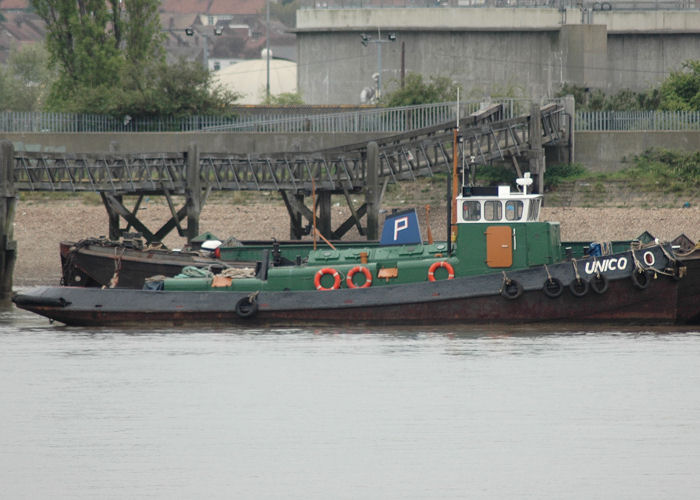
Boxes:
[298,30,563,105]
[606,33,700,92]
[294,7,700,104]
[575,131,700,171]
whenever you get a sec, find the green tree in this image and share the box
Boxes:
[557,61,700,112]
[149,59,240,116]
[556,83,661,111]
[0,44,54,111]
[260,91,304,106]
[659,60,700,111]
[31,0,164,112]
[30,0,239,116]
[53,59,240,117]
[381,73,462,107]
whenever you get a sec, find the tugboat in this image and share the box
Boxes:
[13,172,699,326]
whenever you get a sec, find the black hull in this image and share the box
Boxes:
[676,251,700,324]
[15,250,700,327]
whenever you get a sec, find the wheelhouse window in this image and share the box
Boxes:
[484,201,502,221]
[527,199,541,221]
[463,201,481,221]
[505,200,524,221]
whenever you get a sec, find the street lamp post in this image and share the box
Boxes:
[266,0,271,101]
[360,29,396,101]
[201,26,223,71]
[167,26,222,71]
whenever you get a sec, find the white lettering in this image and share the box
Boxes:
[393,216,408,240]
[585,257,628,275]
[643,251,655,266]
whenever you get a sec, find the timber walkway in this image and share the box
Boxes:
[12,103,563,193]
[5,103,565,242]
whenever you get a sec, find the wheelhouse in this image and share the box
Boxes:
[457,180,542,224]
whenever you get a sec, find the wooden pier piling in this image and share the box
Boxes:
[0,141,17,304]
[366,141,379,240]
[185,144,202,242]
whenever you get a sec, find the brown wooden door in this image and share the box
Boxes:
[486,226,513,268]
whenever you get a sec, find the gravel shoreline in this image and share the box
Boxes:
[12,199,700,286]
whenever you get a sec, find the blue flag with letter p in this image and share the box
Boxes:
[380,209,422,246]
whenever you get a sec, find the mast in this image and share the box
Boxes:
[450,90,460,250]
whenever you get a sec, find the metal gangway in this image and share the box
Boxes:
[8,103,566,242]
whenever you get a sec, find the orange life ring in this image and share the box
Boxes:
[346,266,372,289]
[428,261,455,282]
[314,268,341,290]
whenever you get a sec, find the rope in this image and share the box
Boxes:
[571,258,581,281]
[631,247,677,278]
[544,264,553,282]
[220,267,256,278]
[180,266,213,278]
[108,247,125,288]
[659,243,678,263]
[673,245,700,258]
[601,241,613,256]
[631,248,643,271]
[499,271,511,293]
[591,256,601,278]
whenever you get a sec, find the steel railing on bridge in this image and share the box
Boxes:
[11,103,564,194]
[576,110,700,131]
[298,0,696,10]
[0,99,542,134]
[4,102,699,134]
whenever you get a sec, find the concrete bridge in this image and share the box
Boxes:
[294,5,700,104]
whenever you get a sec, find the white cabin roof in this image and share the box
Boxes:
[457,184,543,224]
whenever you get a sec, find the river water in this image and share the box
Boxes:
[2,306,700,500]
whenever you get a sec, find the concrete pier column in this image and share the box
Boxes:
[366,141,379,240]
[0,141,17,303]
[528,103,545,194]
[564,94,576,164]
